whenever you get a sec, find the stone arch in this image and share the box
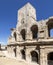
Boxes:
[30,51,38,63]
[21,49,26,60]
[47,52,53,65]
[20,29,26,40]
[46,19,53,37]
[31,25,38,39]
[14,32,17,41]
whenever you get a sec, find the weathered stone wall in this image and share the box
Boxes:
[7,3,53,65]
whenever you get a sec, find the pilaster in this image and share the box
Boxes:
[40,46,47,65]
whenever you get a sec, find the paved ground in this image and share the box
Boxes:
[0,57,27,65]
[0,51,39,65]
[0,57,39,65]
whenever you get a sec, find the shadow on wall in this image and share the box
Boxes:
[20,29,26,40]
[13,47,17,57]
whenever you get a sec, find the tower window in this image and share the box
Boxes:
[20,29,26,40]
[31,25,38,39]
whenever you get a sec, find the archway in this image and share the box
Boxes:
[21,49,26,60]
[20,29,26,40]
[46,19,53,37]
[31,25,38,39]
[47,52,53,65]
[50,29,53,37]
[31,51,38,63]
[13,47,16,57]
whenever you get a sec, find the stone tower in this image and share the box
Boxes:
[7,3,53,65]
[18,3,36,23]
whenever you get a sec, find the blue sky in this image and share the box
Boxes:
[0,0,53,45]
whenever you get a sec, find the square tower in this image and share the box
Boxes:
[18,3,36,24]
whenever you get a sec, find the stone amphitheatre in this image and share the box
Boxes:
[0,2,53,65]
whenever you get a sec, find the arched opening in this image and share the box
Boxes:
[31,51,38,63]
[31,25,38,39]
[14,32,17,41]
[21,49,26,60]
[20,29,26,40]
[47,19,53,37]
[13,47,16,57]
[50,29,53,37]
[48,52,53,65]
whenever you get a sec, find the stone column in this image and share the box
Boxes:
[16,46,21,60]
[8,46,15,57]
[40,46,47,65]
[45,53,48,65]
[26,48,31,62]
[45,25,49,38]
[16,32,23,42]
[26,30,32,40]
